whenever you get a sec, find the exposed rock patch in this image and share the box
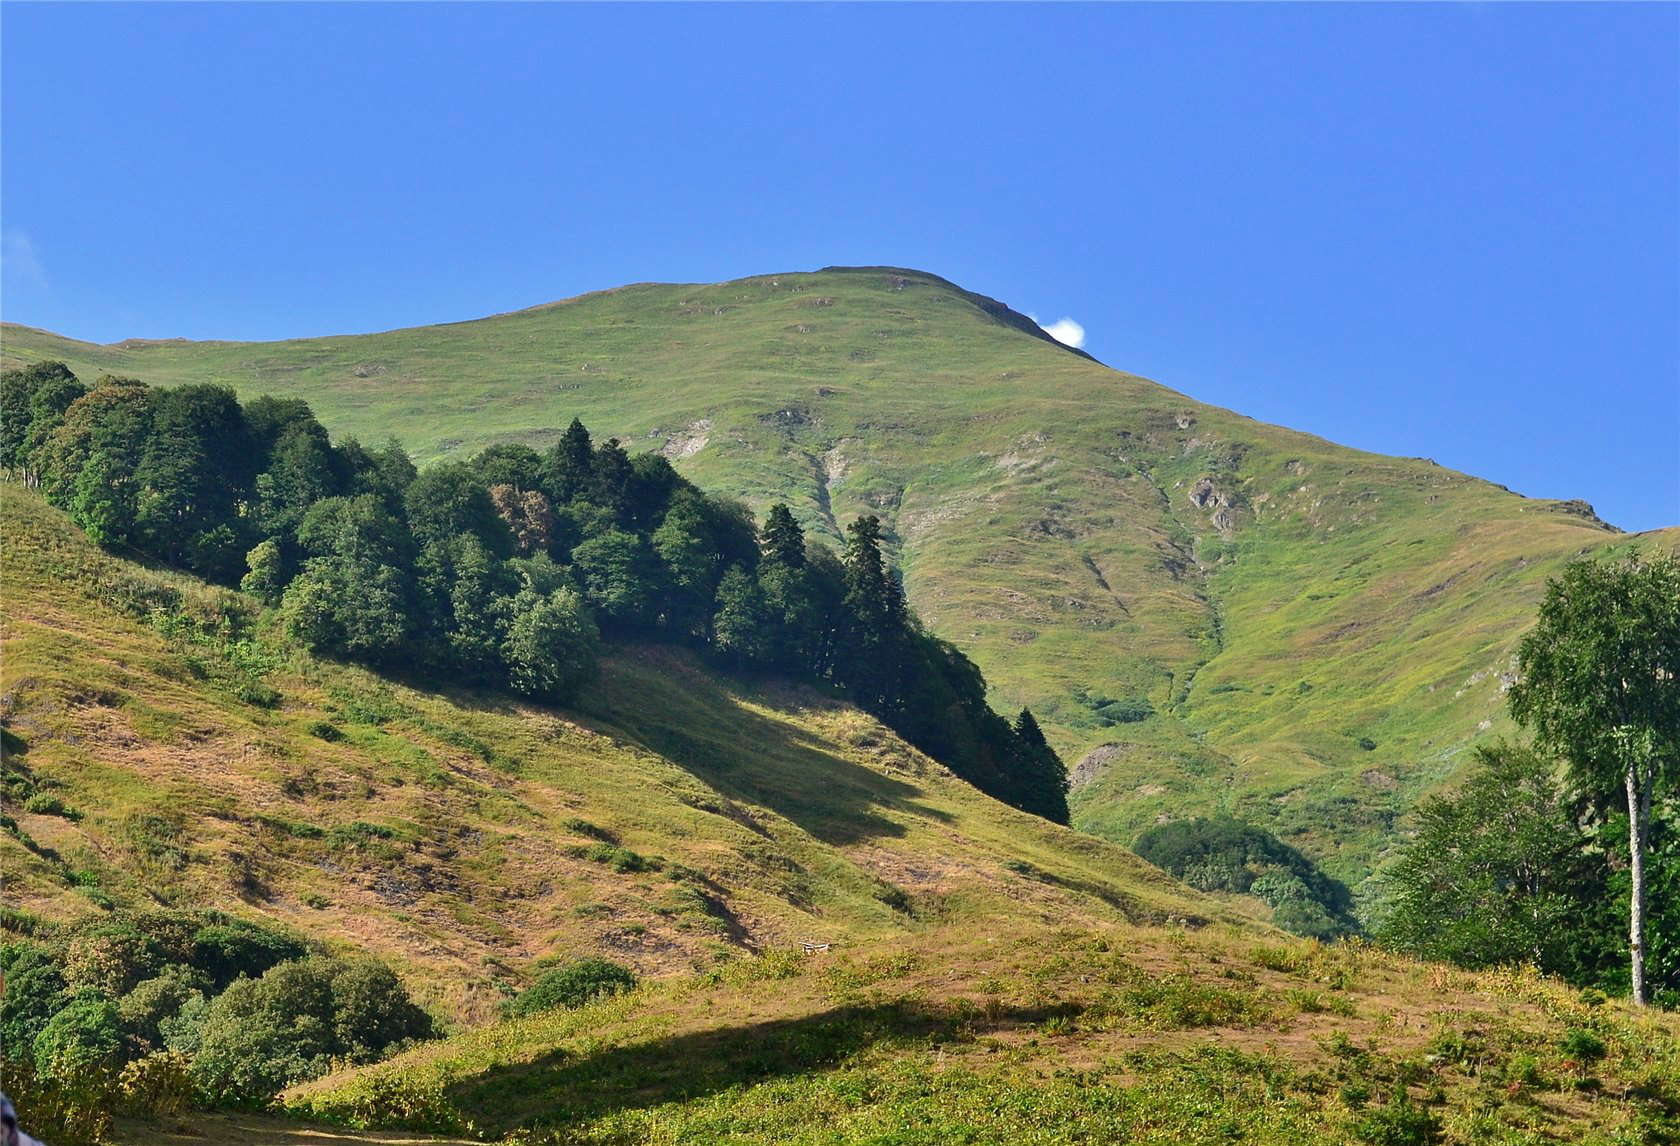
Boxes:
[1070,744,1125,790]
[660,419,712,461]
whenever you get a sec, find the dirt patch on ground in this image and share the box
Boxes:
[660,419,713,461]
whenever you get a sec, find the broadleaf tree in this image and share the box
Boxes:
[1509,552,1680,1005]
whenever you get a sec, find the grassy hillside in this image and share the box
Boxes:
[288,921,1680,1145]
[0,486,1225,1029]
[5,268,1674,896]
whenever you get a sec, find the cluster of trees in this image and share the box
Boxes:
[1,362,1068,822]
[0,909,433,1121]
[1381,553,1679,1006]
[1132,816,1358,939]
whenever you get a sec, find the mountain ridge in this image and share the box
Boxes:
[3,266,1671,902]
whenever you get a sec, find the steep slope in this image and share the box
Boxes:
[5,268,1672,893]
[0,488,1224,1026]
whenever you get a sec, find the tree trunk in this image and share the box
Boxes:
[1627,761,1649,1007]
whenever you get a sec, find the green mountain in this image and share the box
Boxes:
[8,490,1680,1146]
[5,267,1672,901]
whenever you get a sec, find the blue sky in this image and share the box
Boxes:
[3,3,1675,531]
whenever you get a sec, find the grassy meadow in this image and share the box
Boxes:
[3,361,1678,1143]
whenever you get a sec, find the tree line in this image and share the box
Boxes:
[0,361,1068,823]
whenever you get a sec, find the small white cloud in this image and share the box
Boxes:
[3,230,46,291]
[1040,317,1086,349]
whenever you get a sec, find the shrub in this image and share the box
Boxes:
[507,958,637,1017]
[22,792,79,820]
[33,997,124,1072]
[293,1067,465,1133]
[1352,1086,1440,1145]
[1559,1027,1606,1062]
[0,1054,117,1146]
[192,956,432,1104]
[2,942,67,1064]
[118,1050,197,1118]
[191,918,307,991]
[117,966,208,1057]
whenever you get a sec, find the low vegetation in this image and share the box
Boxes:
[1134,815,1358,939]
[285,924,1680,1145]
[0,909,431,1143]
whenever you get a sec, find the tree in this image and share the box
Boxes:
[837,514,909,709]
[712,565,771,664]
[471,443,545,493]
[414,533,517,681]
[0,361,84,483]
[281,495,417,662]
[1509,552,1680,1005]
[651,489,725,637]
[40,378,153,546]
[503,585,599,703]
[133,383,253,580]
[569,528,665,629]
[762,503,806,569]
[541,417,594,503]
[404,461,514,558]
[490,484,557,556]
[1376,744,1611,972]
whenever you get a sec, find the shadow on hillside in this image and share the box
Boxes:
[570,649,959,846]
[427,644,955,847]
[447,998,1078,1132]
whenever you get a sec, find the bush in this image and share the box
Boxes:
[507,958,637,1017]
[117,966,208,1057]
[33,996,124,1072]
[22,792,79,820]
[1352,1087,1440,1145]
[1559,1027,1606,1062]
[191,918,307,991]
[2,942,68,1063]
[118,1050,197,1118]
[192,956,433,1104]
[0,1054,117,1146]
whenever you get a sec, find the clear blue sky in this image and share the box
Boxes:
[4,3,1675,531]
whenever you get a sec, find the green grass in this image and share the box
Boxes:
[285,924,1680,1145]
[4,265,1675,907]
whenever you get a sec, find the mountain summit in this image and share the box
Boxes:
[3,267,1667,894]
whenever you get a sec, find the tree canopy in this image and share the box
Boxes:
[1,366,1070,823]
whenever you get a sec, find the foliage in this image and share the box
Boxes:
[1135,815,1357,938]
[1510,552,1680,1004]
[10,369,1066,821]
[1376,744,1617,983]
[0,908,432,1128]
[193,957,433,1103]
[506,958,638,1017]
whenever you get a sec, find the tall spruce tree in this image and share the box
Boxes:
[542,418,594,503]
[762,503,806,568]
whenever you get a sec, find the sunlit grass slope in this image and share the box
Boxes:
[6,268,1674,893]
[0,487,1225,1029]
[287,923,1680,1145]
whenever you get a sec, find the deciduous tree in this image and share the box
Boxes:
[1509,552,1680,1005]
